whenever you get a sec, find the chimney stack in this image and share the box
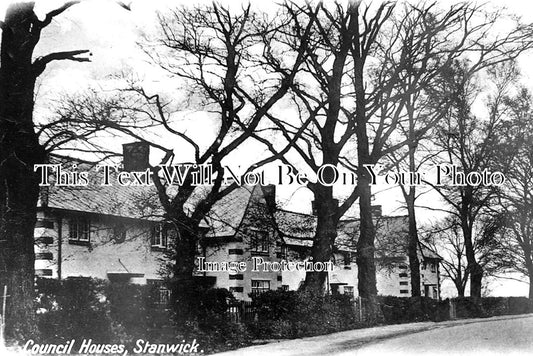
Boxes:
[261,184,276,211]
[312,199,338,215]
[123,142,150,172]
[371,205,382,218]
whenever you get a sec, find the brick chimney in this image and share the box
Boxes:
[371,205,382,218]
[122,142,150,172]
[312,199,338,215]
[261,184,276,211]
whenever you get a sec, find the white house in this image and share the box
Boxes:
[34,153,441,301]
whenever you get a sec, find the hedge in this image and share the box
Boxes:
[33,278,533,353]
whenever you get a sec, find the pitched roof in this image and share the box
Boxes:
[274,210,441,260]
[39,163,440,259]
[39,167,256,237]
[41,184,156,219]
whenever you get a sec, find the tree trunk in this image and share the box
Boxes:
[356,181,377,300]
[522,248,533,300]
[455,281,465,297]
[528,273,533,300]
[406,197,421,297]
[353,19,378,317]
[0,3,47,341]
[167,218,201,323]
[303,186,338,294]
[405,106,421,297]
[462,219,482,298]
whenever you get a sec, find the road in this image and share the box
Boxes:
[214,314,533,356]
[354,314,533,356]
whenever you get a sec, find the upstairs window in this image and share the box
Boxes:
[111,223,127,243]
[69,218,90,244]
[430,262,437,273]
[276,243,288,259]
[343,253,352,269]
[250,230,269,255]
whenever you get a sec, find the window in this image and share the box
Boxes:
[430,262,437,273]
[69,218,90,244]
[229,287,243,293]
[35,252,53,260]
[399,281,408,286]
[277,275,282,281]
[37,236,54,245]
[343,253,352,269]
[112,224,126,243]
[35,220,54,229]
[421,262,427,270]
[276,244,288,259]
[229,274,244,280]
[251,280,270,295]
[35,269,52,277]
[400,289,409,294]
[344,286,354,297]
[147,280,171,306]
[151,224,168,249]
[250,230,269,255]
[399,272,408,278]
[399,264,407,269]
[229,249,244,255]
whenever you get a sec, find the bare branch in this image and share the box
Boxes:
[33,50,92,76]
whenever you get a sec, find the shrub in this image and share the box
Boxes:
[198,288,236,318]
[507,297,532,315]
[35,277,112,343]
[378,296,449,324]
[188,288,253,353]
[252,290,298,321]
[248,291,358,339]
[106,282,173,345]
[452,297,485,318]
[481,297,508,316]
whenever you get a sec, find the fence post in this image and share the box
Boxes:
[358,296,363,322]
[0,285,7,352]
[449,299,456,319]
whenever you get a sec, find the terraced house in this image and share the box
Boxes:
[33,155,441,302]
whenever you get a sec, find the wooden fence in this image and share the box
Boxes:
[227,297,366,323]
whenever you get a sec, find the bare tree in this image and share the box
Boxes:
[242,2,395,305]
[424,212,509,297]
[495,87,533,298]
[57,2,316,321]
[385,2,533,298]
[253,1,533,308]
[429,61,527,298]
[0,1,92,341]
[424,217,469,296]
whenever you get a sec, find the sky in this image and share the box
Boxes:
[1,0,532,297]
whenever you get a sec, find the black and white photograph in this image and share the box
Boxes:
[1,0,533,355]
